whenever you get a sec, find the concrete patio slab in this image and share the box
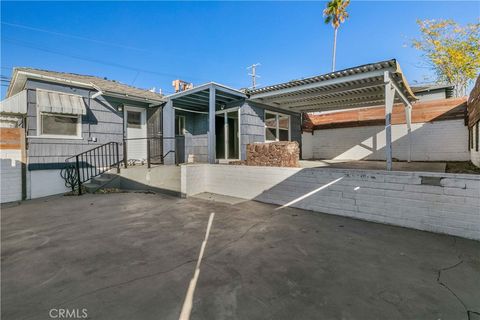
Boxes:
[1,192,479,320]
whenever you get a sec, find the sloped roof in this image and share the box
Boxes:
[8,67,165,103]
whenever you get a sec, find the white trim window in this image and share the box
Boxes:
[39,113,82,138]
[36,89,85,139]
[175,115,186,136]
[265,111,290,142]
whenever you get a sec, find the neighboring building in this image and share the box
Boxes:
[467,76,480,167]
[302,84,469,162]
[410,83,455,101]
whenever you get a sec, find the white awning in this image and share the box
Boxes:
[37,89,87,115]
[0,90,27,114]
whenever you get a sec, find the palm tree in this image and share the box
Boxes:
[323,0,350,72]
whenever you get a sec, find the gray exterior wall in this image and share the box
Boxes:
[414,88,448,102]
[239,100,301,160]
[177,110,208,163]
[25,79,150,170]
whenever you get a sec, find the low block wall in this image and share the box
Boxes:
[182,164,480,240]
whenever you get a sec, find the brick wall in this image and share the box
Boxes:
[182,164,480,240]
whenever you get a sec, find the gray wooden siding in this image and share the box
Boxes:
[180,111,208,163]
[240,100,302,160]
[25,79,151,170]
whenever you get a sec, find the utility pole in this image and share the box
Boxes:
[247,63,261,89]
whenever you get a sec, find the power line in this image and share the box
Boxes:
[2,37,217,85]
[247,63,261,89]
[1,21,147,52]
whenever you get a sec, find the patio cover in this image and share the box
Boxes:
[163,83,247,164]
[247,59,418,170]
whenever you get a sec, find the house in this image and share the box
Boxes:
[1,59,475,202]
[1,68,165,200]
[0,68,302,201]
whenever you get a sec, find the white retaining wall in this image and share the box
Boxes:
[182,164,480,240]
[302,120,469,161]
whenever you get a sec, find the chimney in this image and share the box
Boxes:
[172,79,193,93]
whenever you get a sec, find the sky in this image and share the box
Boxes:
[1,1,479,98]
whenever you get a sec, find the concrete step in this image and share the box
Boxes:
[91,176,111,184]
[84,173,120,193]
[84,182,102,193]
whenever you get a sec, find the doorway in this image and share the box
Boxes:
[124,106,147,161]
[215,108,240,160]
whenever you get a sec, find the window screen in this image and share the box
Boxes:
[41,114,79,136]
[127,111,142,129]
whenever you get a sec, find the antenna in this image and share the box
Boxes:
[247,63,261,89]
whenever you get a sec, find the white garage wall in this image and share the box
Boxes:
[1,157,22,203]
[28,169,70,199]
[302,119,469,161]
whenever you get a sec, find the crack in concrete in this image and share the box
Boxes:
[204,210,282,260]
[436,239,479,320]
[55,258,197,306]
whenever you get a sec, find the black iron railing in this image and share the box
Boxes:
[61,142,120,195]
[123,137,177,168]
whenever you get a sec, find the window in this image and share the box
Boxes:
[175,115,186,136]
[469,127,473,150]
[40,113,81,137]
[265,111,290,142]
[127,111,142,129]
[476,122,479,152]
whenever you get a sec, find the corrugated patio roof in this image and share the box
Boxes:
[246,59,417,113]
[7,67,165,103]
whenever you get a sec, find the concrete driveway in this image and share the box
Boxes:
[2,192,479,320]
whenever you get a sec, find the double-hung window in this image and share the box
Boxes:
[36,89,86,138]
[265,111,290,142]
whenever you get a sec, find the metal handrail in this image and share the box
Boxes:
[61,141,120,195]
[122,136,178,168]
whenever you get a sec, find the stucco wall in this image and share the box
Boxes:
[181,164,480,240]
[303,119,469,161]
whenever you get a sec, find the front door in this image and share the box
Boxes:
[125,106,147,162]
[215,108,240,161]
